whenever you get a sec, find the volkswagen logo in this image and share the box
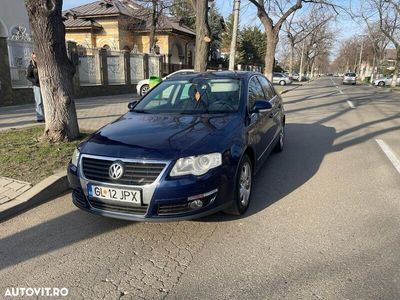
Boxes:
[109,162,124,180]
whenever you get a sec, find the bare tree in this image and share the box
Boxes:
[25,0,79,142]
[190,0,211,71]
[373,0,400,87]
[351,2,391,81]
[283,5,333,76]
[247,0,337,80]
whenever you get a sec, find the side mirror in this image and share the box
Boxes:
[128,100,138,110]
[251,100,272,113]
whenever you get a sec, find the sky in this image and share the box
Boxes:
[62,0,363,57]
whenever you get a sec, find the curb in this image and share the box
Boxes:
[0,170,69,222]
[280,84,302,95]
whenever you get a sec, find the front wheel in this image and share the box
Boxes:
[378,81,385,87]
[223,154,253,216]
[274,126,285,153]
[140,84,150,96]
[279,80,286,86]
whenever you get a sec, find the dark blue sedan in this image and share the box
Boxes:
[67,71,286,221]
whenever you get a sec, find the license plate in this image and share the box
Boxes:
[87,184,141,204]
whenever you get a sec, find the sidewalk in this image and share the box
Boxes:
[0,93,138,132]
[0,177,31,205]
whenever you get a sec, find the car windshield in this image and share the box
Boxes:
[346,73,356,77]
[134,78,241,114]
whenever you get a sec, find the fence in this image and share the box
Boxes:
[78,47,101,86]
[130,53,145,84]
[107,50,125,85]
[7,39,33,88]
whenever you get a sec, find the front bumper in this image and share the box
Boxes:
[67,157,235,221]
[342,79,356,84]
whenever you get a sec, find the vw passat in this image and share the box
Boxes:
[67,71,286,221]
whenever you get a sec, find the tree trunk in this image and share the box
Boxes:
[289,41,294,76]
[299,41,305,81]
[191,0,210,72]
[263,33,278,81]
[370,51,377,83]
[149,0,158,53]
[25,0,79,142]
[391,46,400,88]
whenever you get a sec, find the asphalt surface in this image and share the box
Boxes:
[1,78,399,300]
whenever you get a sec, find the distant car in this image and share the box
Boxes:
[291,73,300,81]
[273,72,292,86]
[374,75,400,87]
[136,69,195,96]
[342,72,357,85]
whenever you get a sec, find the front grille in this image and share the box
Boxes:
[158,202,191,215]
[89,199,148,215]
[82,157,166,186]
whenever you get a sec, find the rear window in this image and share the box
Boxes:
[345,73,356,77]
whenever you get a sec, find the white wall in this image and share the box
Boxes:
[0,0,30,38]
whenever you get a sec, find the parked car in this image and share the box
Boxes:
[273,72,293,86]
[68,71,286,221]
[342,72,357,85]
[136,69,195,96]
[374,75,400,87]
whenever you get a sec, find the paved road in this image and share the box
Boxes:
[1,78,399,299]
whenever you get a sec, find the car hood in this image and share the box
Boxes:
[80,112,241,161]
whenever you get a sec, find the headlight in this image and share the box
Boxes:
[170,153,222,177]
[71,148,80,167]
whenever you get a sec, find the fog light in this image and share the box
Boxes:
[189,200,203,209]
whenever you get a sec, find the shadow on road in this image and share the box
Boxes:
[0,207,130,271]
[200,123,336,222]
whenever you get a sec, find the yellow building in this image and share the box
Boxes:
[63,0,196,68]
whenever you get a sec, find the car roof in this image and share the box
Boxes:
[164,70,263,81]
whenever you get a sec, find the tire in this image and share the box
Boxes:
[378,81,385,87]
[223,154,253,216]
[279,80,286,86]
[140,84,150,96]
[274,125,285,153]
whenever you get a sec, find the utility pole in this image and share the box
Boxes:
[229,0,240,71]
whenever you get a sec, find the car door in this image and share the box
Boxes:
[246,76,275,161]
[258,75,281,146]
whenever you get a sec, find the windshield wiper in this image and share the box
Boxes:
[133,109,149,114]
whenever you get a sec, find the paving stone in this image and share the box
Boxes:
[0,186,10,194]
[0,177,13,187]
[16,184,31,193]
[6,181,27,191]
[2,189,23,200]
[0,195,10,204]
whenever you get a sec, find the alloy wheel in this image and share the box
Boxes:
[239,162,252,207]
[140,85,150,96]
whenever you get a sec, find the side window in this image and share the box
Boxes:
[142,85,175,109]
[248,76,265,110]
[257,76,276,100]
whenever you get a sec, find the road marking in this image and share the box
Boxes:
[376,139,400,174]
[347,100,355,108]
